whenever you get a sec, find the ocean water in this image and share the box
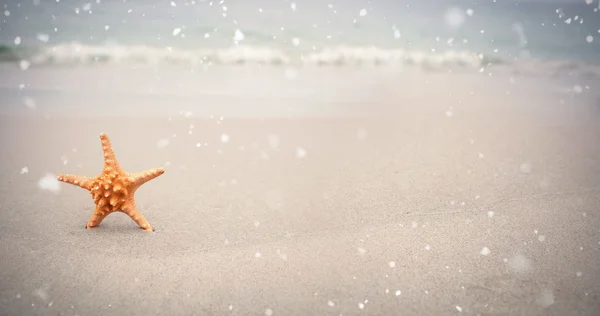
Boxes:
[0,0,599,72]
[0,0,599,118]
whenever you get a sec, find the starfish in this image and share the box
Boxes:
[57,133,165,232]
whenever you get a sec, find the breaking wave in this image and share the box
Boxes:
[2,43,600,78]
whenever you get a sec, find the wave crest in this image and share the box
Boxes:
[2,42,600,79]
[7,42,488,68]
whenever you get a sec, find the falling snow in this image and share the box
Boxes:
[19,60,30,70]
[36,33,49,42]
[444,8,465,29]
[508,254,532,274]
[38,174,60,194]
[234,29,245,42]
[221,134,230,143]
[296,147,306,158]
[156,138,170,149]
[23,97,36,109]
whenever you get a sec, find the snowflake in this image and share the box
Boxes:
[296,147,306,158]
[480,247,491,256]
[234,29,245,42]
[38,174,61,194]
[221,134,230,143]
[19,60,30,70]
[156,138,170,149]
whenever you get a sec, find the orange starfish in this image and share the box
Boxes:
[57,133,165,231]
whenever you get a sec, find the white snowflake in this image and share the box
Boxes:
[20,166,28,174]
[19,60,30,70]
[444,8,465,29]
[508,254,532,273]
[480,247,491,256]
[233,29,245,42]
[36,33,49,43]
[389,261,396,268]
[23,97,36,109]
[456,305,463,312]
[327,300,335,307]
[586,35,594,43]
[220,134,230,143]
[296,147,306,158]
[292,38,300,46]
[38,174,61,194]
[172,28,182,36]
[395,290,401,296]
[359,9,367,17]
[14,36,21,45]
[265,308,273,316]
[156,138,170,149]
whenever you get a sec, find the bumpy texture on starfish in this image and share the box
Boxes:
[57,133,165,231]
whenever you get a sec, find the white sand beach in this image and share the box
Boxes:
[0,62,599,315]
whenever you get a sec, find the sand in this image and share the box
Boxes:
[1,65,600,315]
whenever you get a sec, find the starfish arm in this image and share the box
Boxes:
[122,201,153,231]
[128,168,165,187]
[99,133,123,172]
[86,206,109,229]
[57,174,94,190]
